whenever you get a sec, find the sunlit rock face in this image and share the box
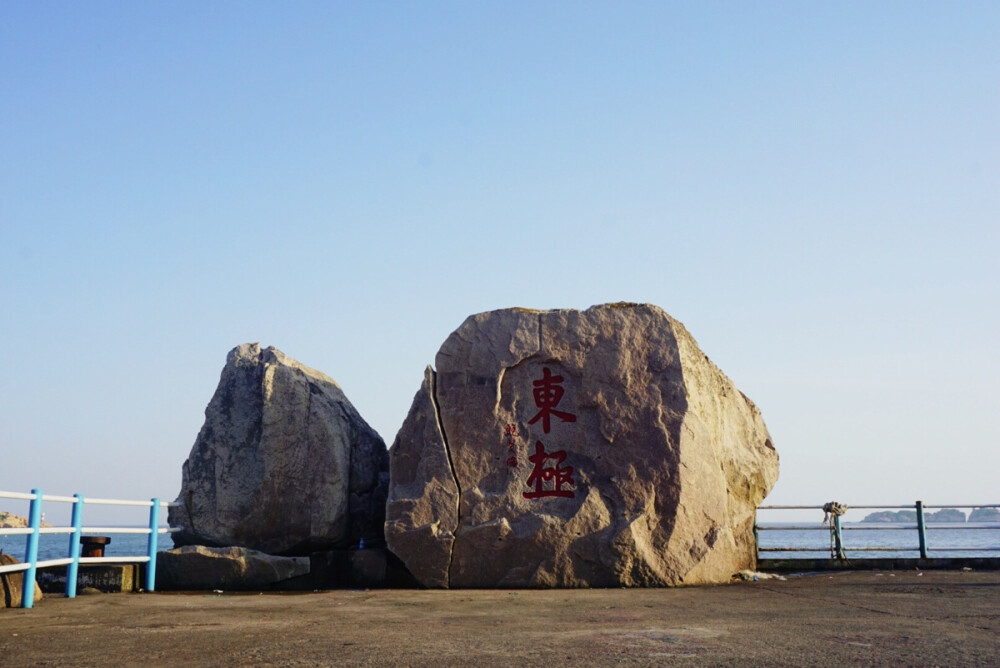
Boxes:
[169,344,388,555]
[385,303,778,587]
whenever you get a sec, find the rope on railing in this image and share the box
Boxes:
[821,501,848,523]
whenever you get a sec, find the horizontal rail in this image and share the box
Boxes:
[79,556,151,565]
[78,527,153,534]
[753,523,998,532]
[844,546,921,552]
[759,503,1000,510]
[0,526,179,536]
[0,490,180,507]
[79,498,180,507]
[0,491,37,501]
[755,524,1000,532]
[1,487,174,607]
[0,562,30,574]
[758,546,986,553]
[755,500,1000,562]
[39,494,78,504]
[0,554,159,571]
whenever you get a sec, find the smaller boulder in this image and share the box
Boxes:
[0,554,43,608]
[156,546,310,591]
[169,343,389,554]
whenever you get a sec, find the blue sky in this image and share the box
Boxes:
[2,2,997,524]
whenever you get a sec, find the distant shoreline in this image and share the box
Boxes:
[0,510,52,529]
[861,508,1000,523]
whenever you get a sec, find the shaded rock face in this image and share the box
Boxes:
[385,304,778,587]
[169,344,389,555]
[0,554,43,608]
[156,546,310,590]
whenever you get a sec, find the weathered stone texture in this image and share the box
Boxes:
[0,554,43,608]
[169,344,388,555]
[385,303,778,587]
[156,545,310,590]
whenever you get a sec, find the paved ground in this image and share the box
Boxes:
[2,570,997,666]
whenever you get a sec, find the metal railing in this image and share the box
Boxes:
[0,489,180,608]
[755,502,1000,560]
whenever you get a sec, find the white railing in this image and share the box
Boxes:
[0,489,181,608]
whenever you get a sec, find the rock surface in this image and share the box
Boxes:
[969,507,1000,522]
[156,545,310,590]
[0,511,52,528]
[862,509,968,523]
[0,511,28,528]
[0,553,43,608]
[169,344,389,555]
[385,303,779,587]
[927,508,966,523]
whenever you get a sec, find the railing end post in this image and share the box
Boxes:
[916,500,929,559]
[22,488,43,608]
[65,493,85,598]
[833,515,847,560]
[145,498,160,592]
[753,514,760,561]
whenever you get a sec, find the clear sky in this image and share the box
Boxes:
[2,3,997,524]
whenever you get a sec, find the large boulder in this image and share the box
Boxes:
[169,344,389,555]
[385,303,778,587]
[156,546,310,590]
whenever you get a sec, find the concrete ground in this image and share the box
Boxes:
[1,570,997,667]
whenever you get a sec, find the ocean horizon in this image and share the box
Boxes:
[3,522,998,566]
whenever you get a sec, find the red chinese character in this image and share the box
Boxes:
[522,441,575,499]
[503,424,519,438]
[506,456,518,468]
[527,367,577,434]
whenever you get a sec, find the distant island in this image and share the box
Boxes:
[862,508,1000,523]
[0,510,52,528]
[969,507,1000,522]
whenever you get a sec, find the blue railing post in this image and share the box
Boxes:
[145,498,160,592]
[22,488,43,608]
[65,494,84,598]
[916,500,929,559]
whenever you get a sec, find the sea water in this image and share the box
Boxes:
[0,531,172,563]
[756,522,1000,559]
